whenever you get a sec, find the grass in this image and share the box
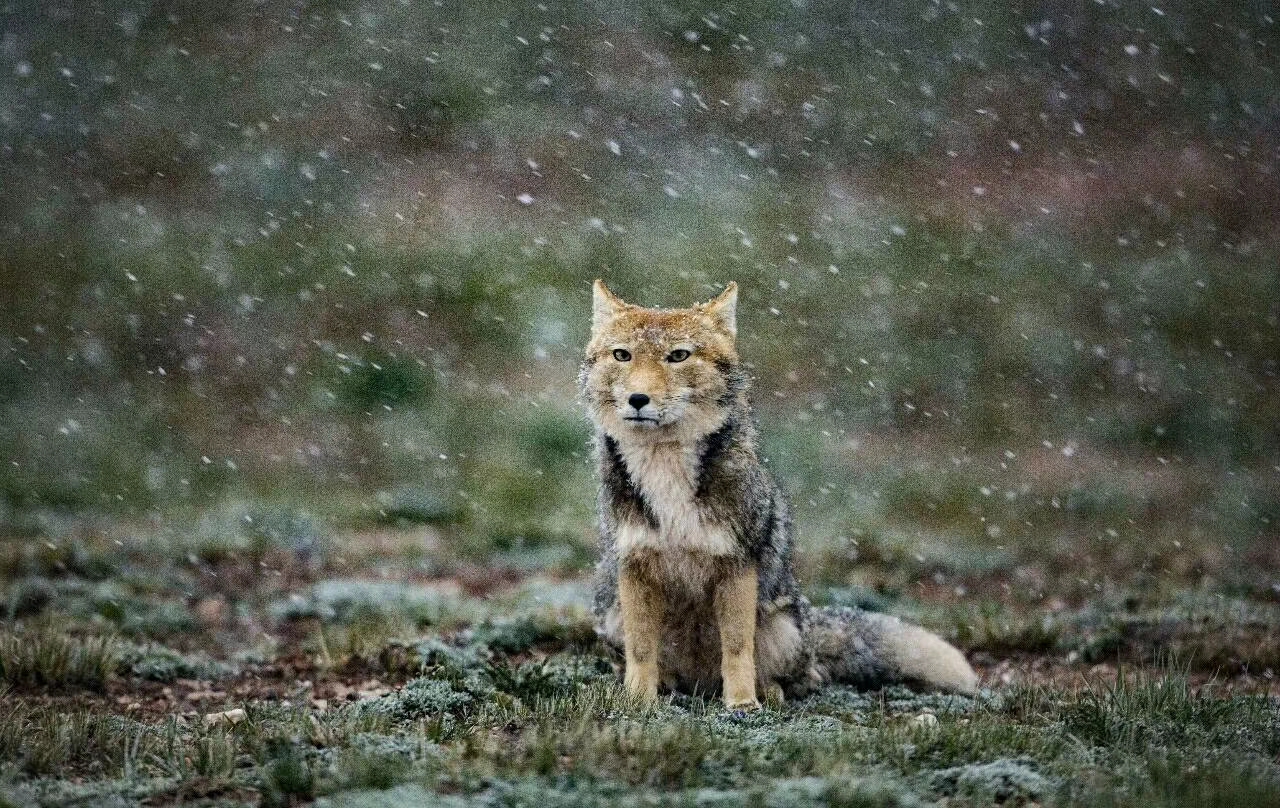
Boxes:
[0,625,119,692]
[1059,664,1278,757]
[0,704,134,777]
[938,596,1280,675]
[0,472,1277,806]
[0,628,1273,806]
[1073,759,1280,808]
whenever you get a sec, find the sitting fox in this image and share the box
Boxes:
[580,280,978,709]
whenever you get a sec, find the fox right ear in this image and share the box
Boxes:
[592,280,627,333]
[703,281,738,339]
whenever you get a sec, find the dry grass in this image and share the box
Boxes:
[0,625,118,692]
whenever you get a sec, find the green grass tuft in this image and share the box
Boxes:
[333,735,425,792]
[1061,665,1277,757]
[0,626,118,691]
[1075,758,1280,807]
[0,702,146,777]
[259,739,317,808]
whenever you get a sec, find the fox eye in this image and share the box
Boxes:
[612,348,632,362]
[666,349,691,363]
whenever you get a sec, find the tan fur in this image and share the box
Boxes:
[871,615,980,695]
[615,536,732,597]
[713,564,760,709]
[585,280,739,448]
[613,549,756,699]
[754,608,804,693]
[613,442,738,563]
[598,580,810,702]
[618,565,662,701]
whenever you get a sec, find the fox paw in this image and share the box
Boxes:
[724,697,761,713]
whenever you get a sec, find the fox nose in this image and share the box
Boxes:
[628,393,651,411]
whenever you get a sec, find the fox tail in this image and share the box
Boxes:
[806,606,978,695]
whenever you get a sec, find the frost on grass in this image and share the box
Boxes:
[464,612,596,655]
[0,627,118,691]
[5,577,197,638]
[410,636,482,670]
[317,784,519,808]
[358,641,615,725]
[317,775,922,808]
[0,775,179,808]
[333,732,443,791]
[317,784,448,808]
[797,685,981,723]
[878,686,982,716]
[698,705,845,749]
[796,685,881,719]
[355,676,474,723]
[768,776,923,808]
[117,640,235,683]
[271,579,481,626]
[926,757,1054,804]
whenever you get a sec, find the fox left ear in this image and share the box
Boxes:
[703,282,738,339]
[592,279,628,333]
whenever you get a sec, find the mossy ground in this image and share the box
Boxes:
[1,482,1277,808]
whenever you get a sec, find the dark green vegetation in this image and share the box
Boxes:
[2,0,1278,805]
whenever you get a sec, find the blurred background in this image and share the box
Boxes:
[1,0,1277,640]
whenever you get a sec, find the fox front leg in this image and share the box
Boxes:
[714,564,761,711]
[618,565,662,701]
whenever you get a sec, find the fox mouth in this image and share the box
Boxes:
[623,415,661,425]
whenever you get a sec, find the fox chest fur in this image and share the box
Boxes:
[593,419,808,697]
[612,439,741,592]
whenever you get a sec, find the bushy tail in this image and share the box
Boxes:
[807,606,978,695]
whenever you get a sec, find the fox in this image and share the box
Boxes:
[580,280,978,709]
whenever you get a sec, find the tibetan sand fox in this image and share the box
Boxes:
[580,280,978,709]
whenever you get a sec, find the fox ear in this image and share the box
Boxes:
[703,282,738,338]
[592,280,627,333]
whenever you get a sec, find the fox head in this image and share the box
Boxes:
[580,280,746,443]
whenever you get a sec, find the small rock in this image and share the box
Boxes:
[196,596,227,625]
[912,712,939,729]
[203,708,246,727]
